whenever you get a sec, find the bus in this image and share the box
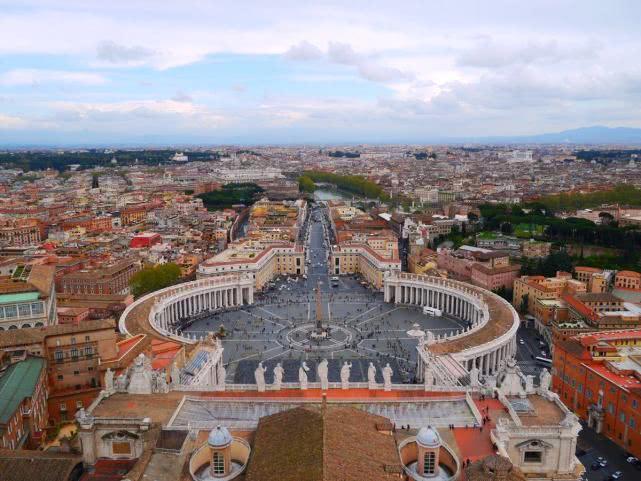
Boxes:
[535,356,552,367]
[423,306,442,317]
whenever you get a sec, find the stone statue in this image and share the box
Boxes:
[217,363,226,391]
[525,374,534,393]
[128,353,153,395]
[382,363,393,391]
[340,361,352,390]
[469,363,480,387]
[156,371,169,393]
[424,367,434,391]
[317,359,329,390]
[273,363,284,390]
[115,373,128,392]
[367,362,377,389]
[539,368,551,393]
[171,363,181,388]
[299,362,310,390]
[255,362,267,392]
[104,368,114,393]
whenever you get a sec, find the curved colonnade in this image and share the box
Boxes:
[120,271,519,380]
[384,272,520,377]
[119,274,254,344]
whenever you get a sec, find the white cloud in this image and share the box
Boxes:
[284,41,323,61]
[0,114,27,129]
[96,41,156,65]
[0,69,107,86]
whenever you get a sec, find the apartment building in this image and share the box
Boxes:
[437,246,520,291]
[0,319,118,423]
[0,356,48,449]
[0,219,44,246]
[615,271,641,291]
[197,240,305,290]
[57,256,140,296]
[512,272,586,315]
[553,330,641,459]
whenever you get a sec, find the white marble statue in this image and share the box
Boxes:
[104,368,114,393]
[273,363,284,390]
[340,361,352,390]
[298,361,309,389]
[217,363,226,391]
[115,373,128,392]
[156,372,169,393]
[255,362,267,392]
[539,368,552,393]
[424,367,434,391]
[317,359,329,390]
[299,362,310,390]
[382,363,393,391]
[128,353,154,394]
[525,374,535,393]
[170,363,181,388]
[367,362,377,389]
[469,363,480,387]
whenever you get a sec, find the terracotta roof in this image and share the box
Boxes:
[27,265,55,298]
[0,449,82,481]
[245,405,400,481]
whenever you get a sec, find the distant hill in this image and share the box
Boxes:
[475,126,641,145]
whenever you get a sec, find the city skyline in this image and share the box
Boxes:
[2,1,641,145]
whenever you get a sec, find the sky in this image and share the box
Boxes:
[1,0,641,146]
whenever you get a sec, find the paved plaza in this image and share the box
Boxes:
[183,205,466,384]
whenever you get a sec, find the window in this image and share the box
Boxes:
[57,375,63,381]
[423,451,436,475]
[4,305,17,318]
[55,351,63,363]
[59,403,67,411]
[85,346,93,357]
[71,348,78,360]
[18,304,30,317]
[76,401,83,409]
[31,302,44,314]
[524,451,542,463]
[212,451,225,475]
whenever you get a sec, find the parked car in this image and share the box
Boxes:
[626,456,638,464]
[610,471,624,479]
[591,462,601,471]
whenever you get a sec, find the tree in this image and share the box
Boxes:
[519,293,530,315]
[298,175,316,193]
[129,263,182,298]
[467,212,479,222]
[500,222,513,235]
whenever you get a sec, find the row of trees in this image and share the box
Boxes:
[535,184,641,212]
[129,263,182,298]
[298,175,316,193]
[0,150,217,172]
[197,183,264,209]
[301,171,389,200]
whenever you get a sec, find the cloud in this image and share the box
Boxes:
[456,38,600,69]
[327,42,359,65]
[171,91,193,103]
[285,40,412,83]
[0,114,27,129]
[96,41,156,65]
[284,41,323,61]
[0,69,107,86]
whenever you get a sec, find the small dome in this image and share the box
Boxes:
[417,426,441,448]
[208,425,232,448]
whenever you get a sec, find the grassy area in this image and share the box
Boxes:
[514,223,546,238]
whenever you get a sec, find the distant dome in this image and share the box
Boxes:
[208,425,232,448]
[417,426,441,448]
